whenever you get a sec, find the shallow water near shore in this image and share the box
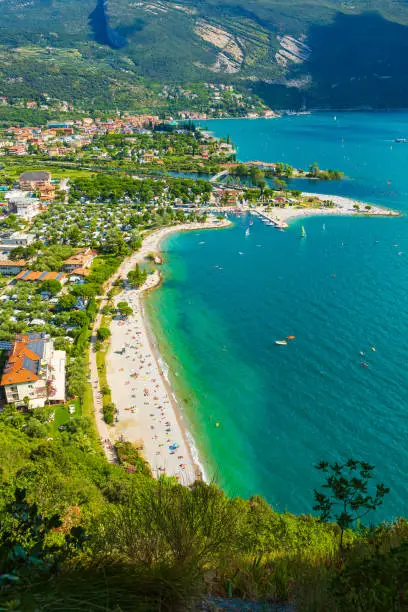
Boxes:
[147,112,408,519]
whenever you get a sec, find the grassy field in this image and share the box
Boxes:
[0,159,97,181]
[51,398,82,433]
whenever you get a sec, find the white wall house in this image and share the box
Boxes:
[0,333,66,408]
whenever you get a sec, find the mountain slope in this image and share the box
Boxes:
[1,0,408,110]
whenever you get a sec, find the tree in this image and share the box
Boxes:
[175,209,186,223]
[127,264,147,288]
[0,489,87,589]
[57,294,77,311]
[117,301,133,318]
[258,180,267,196]
[103,402,115,425]
[33,406,52,423]
[313,459,389,548]
[9,245,38,261]
[69,311,89,327]
[70,284,99,298]
[103,229,130,257]
[128,231,142,250]
[309,162,320,177]
[25,418,48,438]
[66,357,87,399]
[128,214,140,228]
[67,225,81,246]
[41,279,62,296]
[273,178,286,191]
[97,327,111,342]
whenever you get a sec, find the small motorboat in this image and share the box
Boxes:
[286,335,296,340]
[275,340,288,346]
[301,226,307,238]
[361,362,369,368]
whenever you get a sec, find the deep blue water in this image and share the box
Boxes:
[148,113,408,520]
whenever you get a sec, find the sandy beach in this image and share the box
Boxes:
[105,218,230,484]
[102,196,398,481]
[254,193,399,228]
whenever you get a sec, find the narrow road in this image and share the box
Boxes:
[88,255,133,463]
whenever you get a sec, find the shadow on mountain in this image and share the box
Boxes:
[255,12,408,110]
[116,19,145,39]
[89,0,127,49]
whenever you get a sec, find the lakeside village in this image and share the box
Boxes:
[0,113,394,463]
[0,83,277,123]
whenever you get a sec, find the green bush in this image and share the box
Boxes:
[103,402,115,425]
[97,327,111,342]
[329,540,408,611]
[116,441,151,476]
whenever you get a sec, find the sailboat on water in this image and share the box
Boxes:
[301,225,307,238]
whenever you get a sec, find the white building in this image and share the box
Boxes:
[0,333,66,408]
[5,190,41,220]
[0,231,35,258]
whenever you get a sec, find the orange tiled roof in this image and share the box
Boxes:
[64,249,97,267]
[70,267,91,277]
[0,341,41,386]
[0,259,26,267]
[15,270,66,282]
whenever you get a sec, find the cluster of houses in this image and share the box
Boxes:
[1,171,56,223]
[0,247,96,284]
[1,115,160,158]
[160,83,276,120]
[0,248,98,408]
[0,112,243,164]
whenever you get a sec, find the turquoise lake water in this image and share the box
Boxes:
[147,112,408,519]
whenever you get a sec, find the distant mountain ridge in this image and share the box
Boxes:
[2,0,408,110]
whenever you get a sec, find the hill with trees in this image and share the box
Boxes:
[2,0,408,110]
[1,399,407,610]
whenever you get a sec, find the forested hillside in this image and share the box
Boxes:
[1,404,407,610]
[2,0,408,110]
